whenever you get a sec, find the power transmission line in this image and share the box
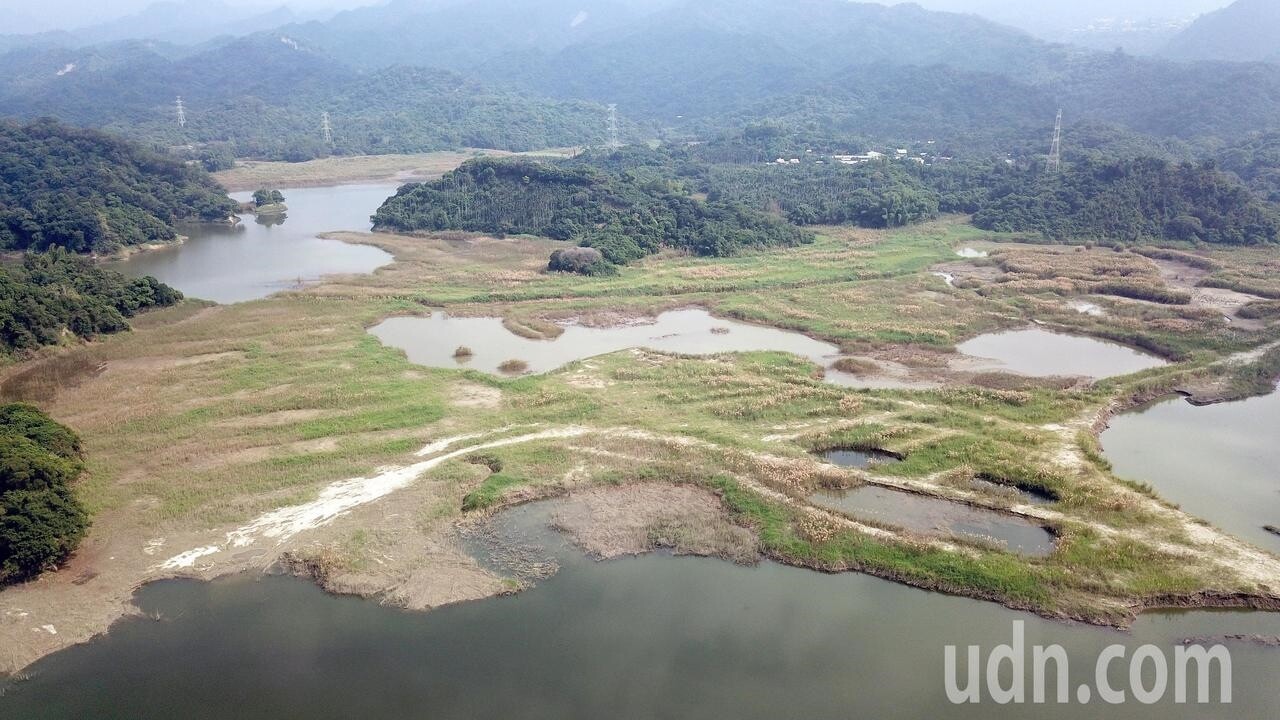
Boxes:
[1046,109,1062,172]
[607,104,621,150]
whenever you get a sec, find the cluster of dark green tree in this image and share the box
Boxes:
[372,157,812,271]
[972,158,1280,245]
[0,119,236,254]
[252,189,286,208]
[702,163,940,228]
[0,250,182,354]
[0,403,89,586]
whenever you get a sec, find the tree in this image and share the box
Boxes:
[253,189,286,206]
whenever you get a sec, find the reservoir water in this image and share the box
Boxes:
[1104,391,1280,552]
[108,185,394,304]
[2,501,1275,719]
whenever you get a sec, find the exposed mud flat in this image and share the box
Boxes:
[549,484,758,563]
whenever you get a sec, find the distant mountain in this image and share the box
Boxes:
[1162,0,1280,63]
[4,0,1280,160]
[288,0,1064,79]
[281,0,651,70]
[0,1,299,51]
[0,34,612,160]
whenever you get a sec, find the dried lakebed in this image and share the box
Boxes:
[3,500,1277,719]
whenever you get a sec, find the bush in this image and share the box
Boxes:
[0,404,88,585]
[548,246,612,275]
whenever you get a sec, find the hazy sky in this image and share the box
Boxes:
[899,0,1232,33]
[1,0,1239,36]
[0,0,385,33]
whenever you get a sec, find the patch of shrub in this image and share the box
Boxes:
[547,246,614,276]
[498,359,529,374]
[831,357,879,375]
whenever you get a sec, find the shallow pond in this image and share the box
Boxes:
[107,185,394,304]
[958,328,1166,378]
[370,308,841,376]
[810,485,1056,556]
[821,448,901,469]
[1104,391,1280,552]
[3,501,1275,719]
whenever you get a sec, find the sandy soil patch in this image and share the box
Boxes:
[449,383,502,409]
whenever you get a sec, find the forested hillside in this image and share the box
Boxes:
[0,36,612,161]
[0,119,236,253]
[5,0,1280,161]
[972,158,1280,245]
[372,157,812,269]
[0,250,183,354]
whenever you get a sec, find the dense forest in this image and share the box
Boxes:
[0,250,183,354]
[0,403,89,586]
[372,157,812,270]
[0,119,236,253]
[972,158,1280,245]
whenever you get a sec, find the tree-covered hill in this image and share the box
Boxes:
[0,119,237,254]
[372,156,812,269]
[0,250,183,354]
[972,157,1280,245]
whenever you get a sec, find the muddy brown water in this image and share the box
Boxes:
[958,329,1166,378]
[1104,391,1280,552]
[2,501,1276,719]
[370,308,843,376]
[371,309,936,390]
[107,185,394,304]
[821,448,901,469]
[810,485,1056,556]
